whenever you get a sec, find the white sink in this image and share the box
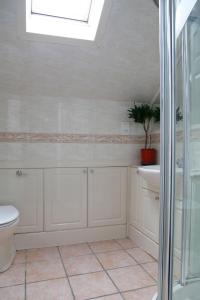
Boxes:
[138,165,183,192]
[138,165,160,191]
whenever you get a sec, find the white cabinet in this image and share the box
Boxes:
[88,167,127,227]
[129,168,142,227]
[44,168,87,231]
[0,169,43,233]
[0,165,128,237]
[141,188,160,243]
[130,167,160,243]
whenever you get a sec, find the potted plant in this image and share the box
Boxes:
[128,103,160,165]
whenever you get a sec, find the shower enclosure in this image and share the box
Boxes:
[158,0,200,299]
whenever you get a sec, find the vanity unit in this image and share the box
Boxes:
[0,163,128,249]
[1,162,179,257]
[128,167,160,259]
[129,166,182,262]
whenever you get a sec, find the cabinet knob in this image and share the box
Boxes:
[90,169,94,174]
[16,170,23,176]
[16,170,27,177]
[83,169,87,174]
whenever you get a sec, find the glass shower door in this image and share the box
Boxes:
[159,0,200,299]
[187,5,200,280]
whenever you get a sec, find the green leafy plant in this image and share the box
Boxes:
[128,103,183,149]
[128,104,160,149]
[176,107,183,122]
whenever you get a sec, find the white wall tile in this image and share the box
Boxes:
[0,143,94,161]
[0,93,158,164]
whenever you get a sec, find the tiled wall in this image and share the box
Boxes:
[0,93,152,164]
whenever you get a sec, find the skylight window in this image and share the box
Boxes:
[26,0,105,41]
[31,0,92,22]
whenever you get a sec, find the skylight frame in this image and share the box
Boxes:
[25,0,105,41]
[31,0,93,23]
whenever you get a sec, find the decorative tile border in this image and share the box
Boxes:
[152,129,200,144]
[0,132,147,144]
[2,128,200,145]
[144,129,200,144]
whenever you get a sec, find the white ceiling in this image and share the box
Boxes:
[0,0,159,102]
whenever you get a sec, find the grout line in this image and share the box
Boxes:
[25,257,63,264]
[114,239,138,250]
[57,246,75,300]
[85,292,122,300]
[65,260,152,277]
[88,248,124,254]
[24,249,27,300]
[0,283,25,289]
[90,243,157,298]
[124,249,157,283]
[67,264,139,277]
[25,276,67,285]
[139,264,158,283]
[120,284,157,292]
[67,270,103,277]
[124,248,155,264]
[24,246,142,263]
[86,168,89,228]
[87,242,125,299]
[141,261,158,266]
[127,253,157,282]
[120,283,158,295]
[2,242,158,299]
[85,283,158,300]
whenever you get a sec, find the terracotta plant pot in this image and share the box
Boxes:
[140,148,157,166]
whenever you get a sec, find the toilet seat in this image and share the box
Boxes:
[0,206,19,227]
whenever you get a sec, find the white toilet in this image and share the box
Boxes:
[0,205,19,272]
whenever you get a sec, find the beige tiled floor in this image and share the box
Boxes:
[126,248,155,264]
[142,262,158,281]
[0,239,157,300]
[63,254,103,275]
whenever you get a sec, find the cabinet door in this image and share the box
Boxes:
[88,167,127,227]
[44,168,87,231]
[129,168,143,227]
[142,188,160,242]
[0,169,43,233]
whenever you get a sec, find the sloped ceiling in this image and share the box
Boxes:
[0,0,159,102]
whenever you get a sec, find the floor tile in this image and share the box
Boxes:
[26,278,73,300]
[26,260,65,283]
[0,264,25,287]
[0,284,25,300]
[115,239,137,249]
[123,286,157,300]
[126,248,155,264]
[63,254,102,275]
[92,294,123,300]
[69,271,117,300]
[26,247,60,262]
[89,240,122,253]
[142,262,158,281]
[108,265,155,292]
[97,250,137,270]
[59,243,92,259]
[12,250,26,265]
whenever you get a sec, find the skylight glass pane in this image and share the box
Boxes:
[32,0,92,22]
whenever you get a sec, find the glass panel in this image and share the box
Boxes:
[32,0,92,22]
[187,2,200,278]
[173,29,184,285]
[172,0,200,299]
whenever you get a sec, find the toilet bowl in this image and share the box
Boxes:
[0,206,19,272]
